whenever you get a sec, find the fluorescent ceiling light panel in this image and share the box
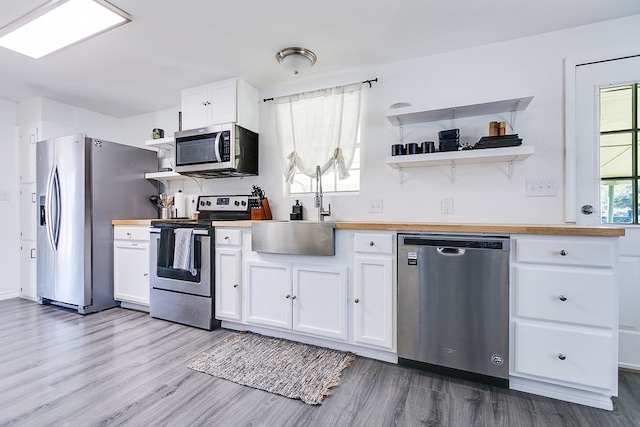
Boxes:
[0,0,131,59]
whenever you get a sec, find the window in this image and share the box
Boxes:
[275,83,363,195]
[600,83,639,224]
[288,143,361,194]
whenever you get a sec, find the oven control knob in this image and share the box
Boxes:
[241,201,247,206]
[235,200,240,206]
[200,201,205,206]
[206,201,212,206]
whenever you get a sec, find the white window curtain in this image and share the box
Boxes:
[275,82,363,183]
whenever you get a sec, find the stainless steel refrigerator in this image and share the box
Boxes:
[36,134,158,314]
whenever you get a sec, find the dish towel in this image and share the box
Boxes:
[173,229,196,275]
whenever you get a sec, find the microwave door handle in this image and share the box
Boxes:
[214,132,222,163]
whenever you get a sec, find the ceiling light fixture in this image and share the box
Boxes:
[0,0,131,59]
[276,47,317,75]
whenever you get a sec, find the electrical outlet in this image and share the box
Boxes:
[526,179,558,197]
[369,199,383,213]
[441,198,454,214]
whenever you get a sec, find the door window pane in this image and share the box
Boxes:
[600,132,632,178]
[601,180,633,223]
[600,85,632,132]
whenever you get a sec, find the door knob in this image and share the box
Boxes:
[581,204,594,215]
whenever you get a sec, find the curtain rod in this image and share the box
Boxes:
[262,78,378,102]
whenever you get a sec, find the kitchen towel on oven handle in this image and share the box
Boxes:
[158,228,175,268]
[174,228,197,275]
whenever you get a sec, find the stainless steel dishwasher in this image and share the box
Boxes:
[397,234,510,387]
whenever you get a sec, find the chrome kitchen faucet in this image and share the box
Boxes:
[315,165,331,221]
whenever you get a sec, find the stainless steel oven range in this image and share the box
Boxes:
[149,194,251,330]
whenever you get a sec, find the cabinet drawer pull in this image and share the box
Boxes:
[233,284,239,288]
[143,273,149,276]
[30,248,36,259]
[291,295,297,300]
[559,295,567,302]
[559,249,567,256]
[285,294,290,299]
[224,236,230,240]
[558,353,566,361]
[369,241,374,246]
[354,298,360,303]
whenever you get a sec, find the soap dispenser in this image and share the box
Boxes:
[290,200,303,220]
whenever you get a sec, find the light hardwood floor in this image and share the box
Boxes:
[1,298,638,426]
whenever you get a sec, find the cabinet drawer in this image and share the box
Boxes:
[514,322,614,390]
[114,226,149,241]
[216,229,242,246]
[514,266,614,327]
[354,233,393,255]
[515,238,614,267]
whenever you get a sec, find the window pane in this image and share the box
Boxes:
[290,173,313,194]
[600,132,632,178]
[600,86,632,132]
[600,180,633,223]
[337,169,360,192]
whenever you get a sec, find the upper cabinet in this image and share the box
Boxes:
[181,78,259,132]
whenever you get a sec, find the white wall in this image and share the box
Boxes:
[0,98,19,299]
[156,14,640,224]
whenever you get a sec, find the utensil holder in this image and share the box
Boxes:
[160,207,172,219]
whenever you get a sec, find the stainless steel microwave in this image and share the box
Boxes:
[174,123,258,178]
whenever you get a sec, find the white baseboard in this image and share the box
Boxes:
[0,292,21,301]
[510,377,613,411]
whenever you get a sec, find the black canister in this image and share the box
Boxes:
[391,144,406,156]
[424,141,436,153]
[406,142,423,154]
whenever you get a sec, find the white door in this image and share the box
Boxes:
[113,241,150,305]
[215,248,242,321]
[292,264,347,340]
[353,256,393,349]
[574,55,640,370]
[245,260,292,329]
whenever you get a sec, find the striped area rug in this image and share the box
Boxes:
[187,332,355,405]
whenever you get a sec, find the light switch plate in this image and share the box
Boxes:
[526,179,557,197]
[369,199,383,213]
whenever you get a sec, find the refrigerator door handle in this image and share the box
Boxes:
[52,167,61,249]
[45,166,60,251]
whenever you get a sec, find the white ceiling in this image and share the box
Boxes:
[0,0,639,118]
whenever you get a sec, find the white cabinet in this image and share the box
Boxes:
[181,78,258,132]
[245,260,348,341]
[510,234,619,410]
[352,233,395,350]
[215,228,243,321]
[19,126,39,184]
[113,226,150,307]
[19,242,37,300]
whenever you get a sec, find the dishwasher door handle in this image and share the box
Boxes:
[436,247,466,256]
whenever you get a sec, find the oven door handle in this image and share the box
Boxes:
[149,228,209,236]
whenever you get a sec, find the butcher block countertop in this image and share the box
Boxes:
[112,219,624,237]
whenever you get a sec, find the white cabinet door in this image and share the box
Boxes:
[215,248,242,321]
[113,240,150,305]
[514,322,615,390]
[20,243,37,300]
[353,256,393,349]
[207,80,236,126]
[19,126,39,184]
[181,80,236,130]
[20,184,37,241]
[293,264,347,340]
[181,86,211,130]
[245,260,292,329]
